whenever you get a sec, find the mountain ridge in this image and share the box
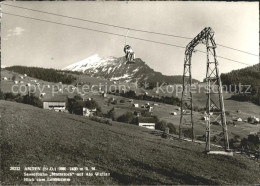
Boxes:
[64,54,199,84]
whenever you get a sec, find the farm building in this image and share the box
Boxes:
[137,117,156,130]
[171,112,178,116]
[43,101,66,112]
[19,81,24,83]
[133,103,139,108]
[147,106,153,112]
[248,116,260,124]
[134,111,141,117]
[40,93,46,97]
[14,81,18,84]
[201,116,209,121]
[83,108,97,117]
[24,74,27,77]
[102,93,107,98]
[2,77,8,80]
[236,118,243,122]
[19,76,24,79]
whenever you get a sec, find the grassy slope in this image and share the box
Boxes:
[0,100,259,185]
[2,69,260,140]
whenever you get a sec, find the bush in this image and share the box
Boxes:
[156,120,177,135]
[167,123,177,134]
[107,107,116,121]
[90,116,112,126]
[117,112,135,124]
[193,106,199,112]
[22,94,42,108]
[111,100,117,105]
[155,120,167,131]
[68,96,102,116]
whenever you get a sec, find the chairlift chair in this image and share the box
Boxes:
[124,29,135,64]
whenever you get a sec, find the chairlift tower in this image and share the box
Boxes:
[179,27,230,153]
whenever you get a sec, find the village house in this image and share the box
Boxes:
[14,81,18,84]
[137,117,156,130]
[134,111,141,117]
[3,77,8,80]
[146,105,153,112]
[236,118,243,122]
[201,116,209,121]
[171,112,178,116]
[83,107,97,117]
[102,92,107,98]
[40,93,46,97]
[43,101,66,112]
[133,103,139,108]
[248,116,260,124]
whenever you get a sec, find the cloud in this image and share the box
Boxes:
[3,27,25,40]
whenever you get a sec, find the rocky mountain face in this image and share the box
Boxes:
[64,54,196,84]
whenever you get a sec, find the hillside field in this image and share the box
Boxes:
[0,100,259,185]
[1,69,260,140]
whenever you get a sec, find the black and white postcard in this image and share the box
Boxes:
[0,1,259,185]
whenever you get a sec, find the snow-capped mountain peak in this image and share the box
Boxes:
[64,55,187,84]
[63,54,117,72]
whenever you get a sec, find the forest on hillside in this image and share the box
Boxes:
[6,66,77,84]
[220,64,259,105]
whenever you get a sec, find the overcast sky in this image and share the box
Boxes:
[1,1,259,81]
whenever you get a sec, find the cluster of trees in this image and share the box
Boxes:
[220,64,259,105]
[67,95,102,116]
[0,91,42,108]
[109,90,180,106]
[237,134,260,151]
[117,112,137,124]
[6,66,77,84]
[154,118,177,135]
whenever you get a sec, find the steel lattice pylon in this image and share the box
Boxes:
[179,27,230,152]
